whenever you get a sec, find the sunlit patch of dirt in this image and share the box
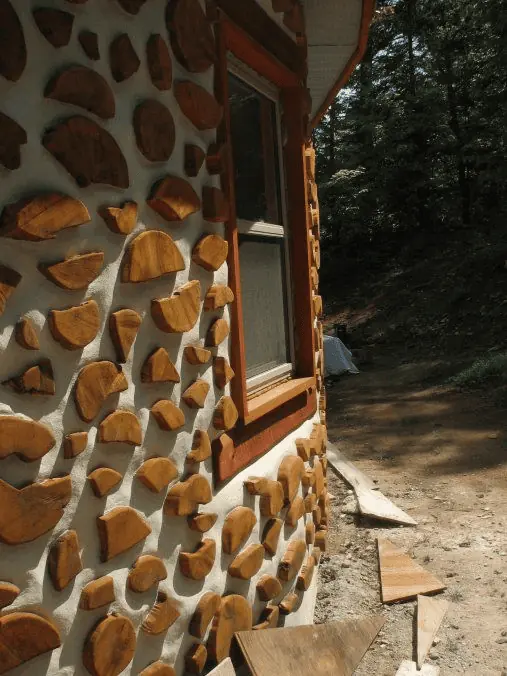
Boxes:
[317,357,507,675]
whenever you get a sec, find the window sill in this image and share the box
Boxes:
[212,384,317,485]
[244,376,315,425]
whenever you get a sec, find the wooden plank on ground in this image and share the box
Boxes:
[207,657,236,675]
[378,538,446,603]
[356,486,417,526]
[395,659,440,675]
[327,443,417,526]
[327,441,377,491]
[327,442,377,491]
[417,595,449,668]
[235,615,385,676]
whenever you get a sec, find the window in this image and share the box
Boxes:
[212,10,317,482]
[228,64,295,393]
[228,70,282,224]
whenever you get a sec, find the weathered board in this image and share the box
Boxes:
[235,616,385,676]
[378,538,446,603]
[417,595,449,668]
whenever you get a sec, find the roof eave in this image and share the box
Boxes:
[309,0,375,130]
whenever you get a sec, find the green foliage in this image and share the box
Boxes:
[314,0,507,283]
[449,353,507,389]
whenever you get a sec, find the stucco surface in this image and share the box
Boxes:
[0,2,320,674]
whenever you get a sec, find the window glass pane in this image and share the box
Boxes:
[239,236,290,379]
[228,73,282,224]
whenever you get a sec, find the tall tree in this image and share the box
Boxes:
[315,0,507,282]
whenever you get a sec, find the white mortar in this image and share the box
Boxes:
[0,2,319,674]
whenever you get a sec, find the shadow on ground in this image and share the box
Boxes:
[326,356,506,477]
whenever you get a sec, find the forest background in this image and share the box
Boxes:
[315,0,507,395]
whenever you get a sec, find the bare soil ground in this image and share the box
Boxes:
[315,355,507,675]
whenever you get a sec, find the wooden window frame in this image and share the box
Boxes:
[229,60,296,395]
[211,6,316,484]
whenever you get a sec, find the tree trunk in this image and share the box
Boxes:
[358,39,374,156]
[406,0,433,230]
[327,100,338,174]
[443,51,471,226]
[406,0,417,97]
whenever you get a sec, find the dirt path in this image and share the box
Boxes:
[316,356,507,675]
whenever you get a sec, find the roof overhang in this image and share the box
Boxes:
[305,0,375,129]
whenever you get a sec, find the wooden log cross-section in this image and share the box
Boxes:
[151,280,201,333]
[222,506,256,554]
[0,193,90,241]
[0,111,26,171]
[179,539,216,580]
[79,576,115,611]
[147,34,173,91]
[186,430,211,463]
[100,201,137,235]
[83,614,136,676]
[88,468,123,498]
[189,591,221,639]
[39,252,104,290]
[0,582,20,610]
[136,457,178,493]
[0,612,61,674]
[0,264,21,316]
[15,317,40,350]
[228,543,264,580]
[3,359,55,395]
[187,512,217,533]
[0,416,55,462]
[141,347,180,383]
[0,0,27,83]
[0,476,71,545]
[142,591,180,635]
[167,0,215,73]
[45,66,115,120]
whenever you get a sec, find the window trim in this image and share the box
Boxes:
[237,220,284,237]
[244,375,315,425]
[212,8,316,483]
[229,63,296,392]
[246,363,294,395]
[229,55,280,103]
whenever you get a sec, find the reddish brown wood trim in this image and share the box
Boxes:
[211,0,305,79]
[283,86,315,377]
[221,17,301,89]
[210,8,317,483]
[214,17,249,420]
[245,376,315,425]
[310,0,375,129]
[213,388,317,485]
[260,97,279,223]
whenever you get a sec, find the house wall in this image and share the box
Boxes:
[0,1,325,675]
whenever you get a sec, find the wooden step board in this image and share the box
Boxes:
[417,595,449,668]
[235,615,385,676]
[378,538,446,603]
